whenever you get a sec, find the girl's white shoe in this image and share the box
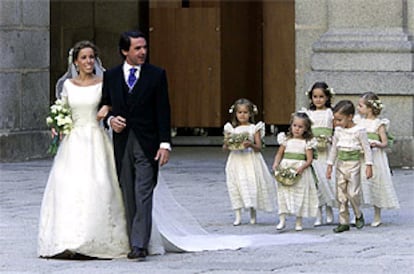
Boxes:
[371,206,381,227]
[233,209,242,226]
[326,206,334,224]
[295,217,303,231]
[250,208,257,224]
[276,214,286,230]
[371,221,382,227]
[314,207,322,226]
[276,221,286,230]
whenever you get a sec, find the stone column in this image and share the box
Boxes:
[0,0,50,161]
[302,0,414,167]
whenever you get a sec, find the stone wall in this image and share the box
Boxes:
[0,0,50,161]
[296,0,414,168]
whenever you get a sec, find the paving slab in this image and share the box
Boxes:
[0,147,413,273]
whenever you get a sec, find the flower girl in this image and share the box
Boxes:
[302,82,337,226]
[223,98,276,226]
[355,92,399,226]
[272,112,319,231]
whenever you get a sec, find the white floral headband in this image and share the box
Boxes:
[368,99,384,110]
[228,104,258,115]
[305,87,335,97]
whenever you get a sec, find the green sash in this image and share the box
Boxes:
[312,127,333,137]
[283,152,306,161]
[367,132,395,148]
[367,132,380,141]
[338,150,360,161]
[283,152,319,189]
[387,132,395,148]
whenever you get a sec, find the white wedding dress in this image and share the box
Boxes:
[38,80,130,258]
[38,80,327,259]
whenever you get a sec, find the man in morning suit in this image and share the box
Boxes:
[101,30,171,261]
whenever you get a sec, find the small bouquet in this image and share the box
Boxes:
[46,99,73,155]
[224,132,250,150]
[274,166,301,186]
[315,135,330,150]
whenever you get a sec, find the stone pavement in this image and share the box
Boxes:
[0,147,413,274]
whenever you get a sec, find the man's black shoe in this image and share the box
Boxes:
[333,224,350,233]
[127,247,147,261]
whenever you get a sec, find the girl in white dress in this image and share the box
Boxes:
[38,41,130,259]
[356,92,400,227]
[327,100,373,233]
[303,82,337,226]
[272,112,319,231]
[223,98,276,226]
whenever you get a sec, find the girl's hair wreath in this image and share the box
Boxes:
[228,103,258,115]
[305,86,335,98]
[367,99,384,111]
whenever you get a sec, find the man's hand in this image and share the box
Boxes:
[110,116,127,133]
[155,148,169,167]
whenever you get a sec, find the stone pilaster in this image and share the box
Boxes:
[301,0,414,167]
[0,0,50,161]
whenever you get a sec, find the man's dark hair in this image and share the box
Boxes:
[118,30,146,59]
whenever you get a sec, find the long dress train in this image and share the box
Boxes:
[150,174,328,254]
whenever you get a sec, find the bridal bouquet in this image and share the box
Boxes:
[46,99,73,155]
[224,132,250,150]
[274,166,301,186]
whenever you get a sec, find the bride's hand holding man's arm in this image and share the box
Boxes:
[97,105,111,121]
[97,105,126,133]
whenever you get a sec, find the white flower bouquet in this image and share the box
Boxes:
[315,135,330,150]
[224,132,250,150]
[46,99,73,155]
[274,166,301,186]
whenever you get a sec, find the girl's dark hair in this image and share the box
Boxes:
[118,30,146,59]
[287,112,313,141]
[229,98,258,127]
[333,100,355,116]
[307,81,334,110]
[360,92,383,116]
[72,40,98,61]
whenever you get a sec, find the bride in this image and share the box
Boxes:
[38,41,326,259]
[38,41,130,259]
